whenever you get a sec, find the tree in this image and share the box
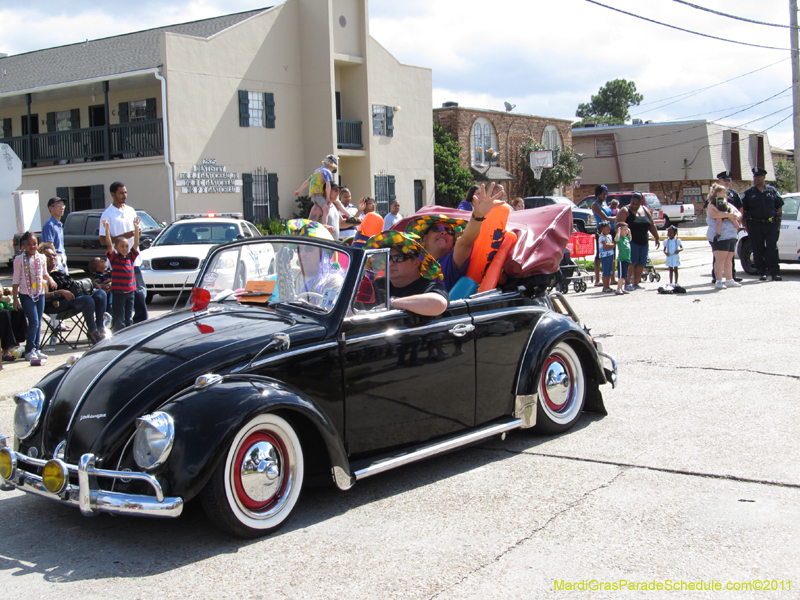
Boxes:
[772,159,795,194]
[516,140,584,197]
[575,78,643,122]
[433,123,474,207]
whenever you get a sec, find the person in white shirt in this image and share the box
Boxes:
[383,200,403,230]
[98,182,148,323]
[337,187,361,239]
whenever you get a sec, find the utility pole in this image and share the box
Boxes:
[791,0,800,191]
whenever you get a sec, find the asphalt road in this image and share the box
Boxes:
[1,240,798,599]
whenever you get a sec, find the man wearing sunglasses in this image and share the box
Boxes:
[406,183,506,290]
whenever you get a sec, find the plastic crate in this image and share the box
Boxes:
[567,232,594,258]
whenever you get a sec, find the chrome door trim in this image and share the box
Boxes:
[236,341,340,372]
[344,316,473,345]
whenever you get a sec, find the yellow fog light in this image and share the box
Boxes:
[0,448,15,480]
[42,460,69,494]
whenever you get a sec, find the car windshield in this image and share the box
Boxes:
[197,240,350,313]
[156,222,240,246]
[136,211,160,229]
[577,197,594,209]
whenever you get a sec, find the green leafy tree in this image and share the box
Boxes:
[516,140,584,197]
[772,159,796,194]
[433,123,474,207]
[575,78,643,122]
[572,114,624,128]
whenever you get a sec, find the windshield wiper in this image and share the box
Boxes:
[270,300,327,313]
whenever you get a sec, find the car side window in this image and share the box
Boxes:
[65,215,85,235]
[86,215,100,236]
[351,249,389,315]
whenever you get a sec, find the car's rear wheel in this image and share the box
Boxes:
[574,221,586,233]
[739,238,757,275]
[534,342,585,434]
[201,413,304,538]
[663,216,672,228]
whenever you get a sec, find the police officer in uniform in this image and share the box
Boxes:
[708,171,743,283]
[741,167,783,281]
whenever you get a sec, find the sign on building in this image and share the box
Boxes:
[176,158,242,194]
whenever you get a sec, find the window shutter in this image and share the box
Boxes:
[118,102,129,124]
[46,112,57,133]
[70,108,80,130]
[239,90,250,127]
[386,106,394,137]
[388,176,396,201]
[1,118,10,138]
[56,186,70,217]
[267,173,280,218]
[145,98,157,120]
[89,184,105,210]
[264,93,275,129]
[242,173,254,221]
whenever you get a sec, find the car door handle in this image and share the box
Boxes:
[448,323,475,337]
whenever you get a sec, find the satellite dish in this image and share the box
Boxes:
[504,102,516,112]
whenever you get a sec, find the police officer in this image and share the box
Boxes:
[741,167,783,281]
[709,171,743,283]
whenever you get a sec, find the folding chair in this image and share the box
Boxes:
[40,308,89,350]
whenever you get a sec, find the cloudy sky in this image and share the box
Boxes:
[1,0,795,149]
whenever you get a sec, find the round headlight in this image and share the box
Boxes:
[42,459,69,494]
[13,389,45,441]
[0,448,16,480]
[133,412,175,470]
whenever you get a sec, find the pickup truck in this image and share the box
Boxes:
[11,209,164,269]
[661,202,696,227]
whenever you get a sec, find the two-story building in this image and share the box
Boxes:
[0,0,434,225]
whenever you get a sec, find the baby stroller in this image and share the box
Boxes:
[552,232,593,293]
[643,256,661,283]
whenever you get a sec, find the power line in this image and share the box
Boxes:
[671,0,794,29]
[632,57,790,114]
[584,0,791,51]
[672,95,792,120]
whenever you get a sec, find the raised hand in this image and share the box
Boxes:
[472,183,507,218]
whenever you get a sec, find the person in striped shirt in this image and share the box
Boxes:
[103,216,140,333]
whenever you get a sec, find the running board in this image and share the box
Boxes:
[353,418,523,481]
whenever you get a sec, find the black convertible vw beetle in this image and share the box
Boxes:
[1,206,616,537]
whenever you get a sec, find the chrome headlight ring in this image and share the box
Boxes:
[132,412,176,471]
[13,389,46,441]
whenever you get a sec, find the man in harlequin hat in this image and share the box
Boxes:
[404,184,505,290]
[364,231,449,316]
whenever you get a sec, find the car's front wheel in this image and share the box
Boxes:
[739,238,757,274]
[573,221,586,233]
[534,342,585,434]
[201,413,304,538]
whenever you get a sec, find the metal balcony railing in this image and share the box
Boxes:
[337,119,363,149]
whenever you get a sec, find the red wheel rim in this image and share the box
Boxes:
[541,353,574,413]
[232,431,288,511]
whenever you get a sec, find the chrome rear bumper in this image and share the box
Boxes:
[0,436,183,518]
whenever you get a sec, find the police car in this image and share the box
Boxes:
[737,192,800,274]
[139,213,273,302]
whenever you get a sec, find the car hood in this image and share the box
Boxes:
[140,244,216,261]
[41,304,328,464]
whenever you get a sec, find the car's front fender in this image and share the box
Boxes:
[156,375,351,501]
[516,313,607,415]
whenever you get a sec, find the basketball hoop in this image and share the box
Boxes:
[530,150,553,180]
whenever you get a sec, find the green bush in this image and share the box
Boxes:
[255,217,286,236]
[293,195,313,219]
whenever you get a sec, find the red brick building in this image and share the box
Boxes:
[433,103,574,200]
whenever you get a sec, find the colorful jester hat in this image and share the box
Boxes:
[404,214,468,240]
[364,231,443,282]
[285,218,334,240]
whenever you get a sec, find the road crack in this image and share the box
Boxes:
[622,361,800,381]
[427,470,626,600]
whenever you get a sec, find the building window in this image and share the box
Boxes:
[2,118,11,139]
[372,105,394,137]
[118,98,156,123]
[374,173,396,215]
[543,125,563,151]
[239,91,275,128]
[471,117,497,165]
[46,109,79,133]
[243,169,280,222]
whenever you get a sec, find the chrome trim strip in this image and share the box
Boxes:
[354,419,522,480]
[345,317,473,345]
[235,341,339,373]
[597,350,618,387]
[471,304,546,322]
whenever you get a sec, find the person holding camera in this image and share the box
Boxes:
[706,183,742,289]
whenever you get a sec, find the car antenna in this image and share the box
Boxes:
[172,275,194,311]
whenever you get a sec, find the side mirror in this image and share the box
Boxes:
[140,238,153,250]
[161,222,167,228]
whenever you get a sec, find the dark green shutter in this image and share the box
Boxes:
[242,173,254,221]
[145,98,157,120]
[46,112,56,133]
[90,184,105,210]
[388,175,396,201]
[267,173,279,218]
[386,106,394,137]
[56,186,70,217]
[118,102,129,123]
[264,92,275,129]
[69,108,80,129]
[239,90,250,127]
[1,118,11,138]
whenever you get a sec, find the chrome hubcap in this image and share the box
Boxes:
[544,361,571,409]
[239,441,282,502]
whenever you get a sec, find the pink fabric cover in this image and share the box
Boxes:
[392,204,572,277]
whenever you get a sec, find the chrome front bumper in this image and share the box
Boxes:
[0,436,183,518]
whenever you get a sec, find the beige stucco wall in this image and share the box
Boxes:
[367,38,434,213]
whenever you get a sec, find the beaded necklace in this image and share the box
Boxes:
[23,251,43,300]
